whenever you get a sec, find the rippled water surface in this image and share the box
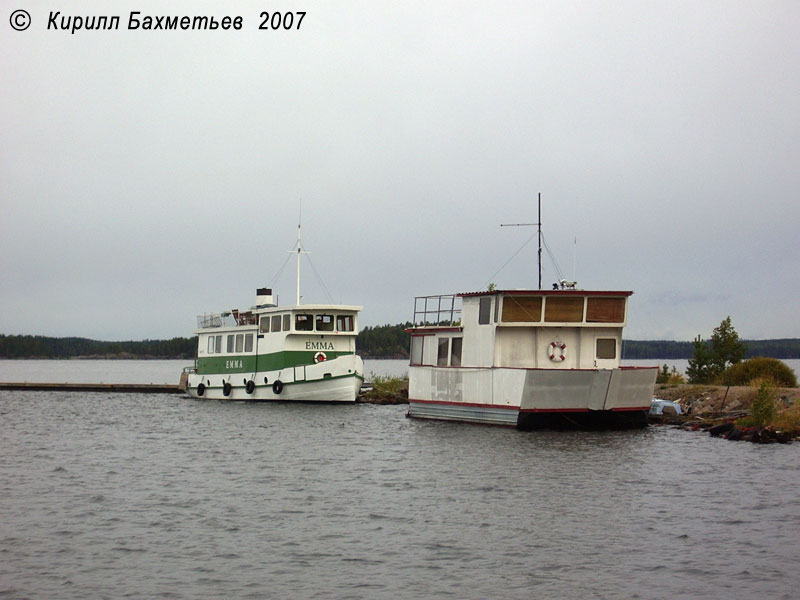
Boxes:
[2,390,799,599]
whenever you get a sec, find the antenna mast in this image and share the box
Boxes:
[500,192,543,290]
[292,206,310,305]
[537,192,542,290]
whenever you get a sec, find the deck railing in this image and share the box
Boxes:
[196,310,259,329]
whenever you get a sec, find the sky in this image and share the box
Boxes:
[2,1,798,342]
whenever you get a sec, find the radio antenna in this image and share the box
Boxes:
[501,192,542,289]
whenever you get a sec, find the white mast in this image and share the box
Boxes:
[296,221,301,305]
[291,207,309,305]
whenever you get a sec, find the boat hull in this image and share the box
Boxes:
[407,365,656,429]
[185,355,364,402]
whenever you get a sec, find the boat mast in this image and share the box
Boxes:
[500,191,543,289]
[291,208,309,305]
[296,220,302,305]
[537,192,542,290]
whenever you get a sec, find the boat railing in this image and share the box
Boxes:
[196,312,235,329]
[197,310,259,329]
[412,295,462,327]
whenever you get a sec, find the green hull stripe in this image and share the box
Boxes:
[197,350,355,374]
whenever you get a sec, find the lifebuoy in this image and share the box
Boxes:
[245,380,255,394]
[314,351,327,363]
[196,383,205,397]
[223,382,232,396]
[549,341,567,362]
[273,380,283,395]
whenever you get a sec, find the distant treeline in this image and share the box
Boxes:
[0,326,415,360]
[624,339,800,360]
[357,323,412,359]
[0,335,197,359]
[3,330,799,360]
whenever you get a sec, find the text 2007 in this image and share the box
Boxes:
[259,11,306,30]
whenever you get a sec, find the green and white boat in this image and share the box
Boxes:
[184,228,364,402]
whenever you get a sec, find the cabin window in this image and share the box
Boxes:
[337,314,354,332]
[260,317,270,333]
[544,297,584,322]
[596,338,617,359]
[271,315,282,332]
[235,334,244,353]
[450,337,462,366]
[478,297,492,325]
[586,297,626,323]
[410,335,424,365]
[437,338,449,366]
[245,334,254,352]
[208,334,222,354]
[283,314,291,331]
[502,296,542,322]
[227,335,235,353]
[295,314,313,331]
[316,314,334,332]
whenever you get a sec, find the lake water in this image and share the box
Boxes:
[2,361,800,599]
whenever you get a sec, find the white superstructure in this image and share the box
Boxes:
[406,287,657,428]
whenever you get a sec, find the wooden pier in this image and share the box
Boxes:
[0,382,183,393]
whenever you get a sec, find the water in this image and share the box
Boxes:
[2,362,800,599]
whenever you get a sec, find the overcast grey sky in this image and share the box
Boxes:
[2,1,798,341]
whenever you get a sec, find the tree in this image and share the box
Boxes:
[710,316,747,373]
[686,316,748,384]
[686,335,715,383]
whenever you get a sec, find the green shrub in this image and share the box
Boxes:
[775,401,800,431]
[753,381,778,425]
[370,374,408,396]
[656,364,685,385]
[721,357,798,388]
[736,380,779,428]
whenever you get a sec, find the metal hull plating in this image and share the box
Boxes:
[407,365,656,429]
[407,399,519,427]
[186,355,364,402]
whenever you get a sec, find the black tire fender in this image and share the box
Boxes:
[245,380,255,394]
[272,380,283,395]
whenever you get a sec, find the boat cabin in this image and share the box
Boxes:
[194,288,360,367]
[409,289,632,371]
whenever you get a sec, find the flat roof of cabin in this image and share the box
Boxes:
[254,304,363,312]
[459,290,633,297]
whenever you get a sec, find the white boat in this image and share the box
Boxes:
[184,226,364,402]
[406,286,657,428]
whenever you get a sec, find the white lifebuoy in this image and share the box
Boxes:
[314,351,327,363]
[549,341,567,362]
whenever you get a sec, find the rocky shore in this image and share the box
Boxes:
[650,384,800,443]
[357,380,409,405]
[652,383,800,415]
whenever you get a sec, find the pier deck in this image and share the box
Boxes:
[0,382,182,393]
